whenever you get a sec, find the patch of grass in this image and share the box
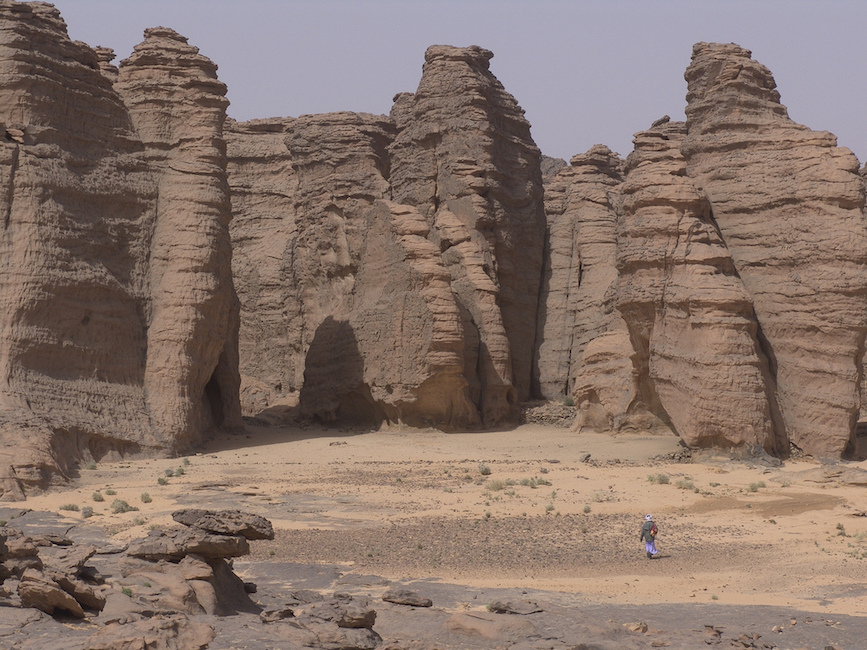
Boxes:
[81,507,94,519]
[111,499,139,514]
[538,467,549,474]
[182,458,191,466]
[478,463,491,476]
[121,587,132,597]
[164,468,175,477]
[563,396,574,407]
[132,517,146,526]
[709,482,721,488]
[85,462,97,470]
[142,581,151,588]
[676,479,695,490]
[486,479,507,491]
[157,477,168,486]
[655,473,670,485]
[140,493,152,503]
[747,482,760,493]
[59,504,79,512]
[483,510,492,520]
[545,503,555,513]
[711,594,719,601]
[105,489,116,496]
[836,523,847,537]
[92,492,104,502]
[175,467,185,476]
[583,505,591,514]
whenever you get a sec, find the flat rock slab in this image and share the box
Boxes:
[487,599,543,615]
[382,587,433,607]
[172,508,274,540]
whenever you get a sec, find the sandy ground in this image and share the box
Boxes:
[20,422,867,622]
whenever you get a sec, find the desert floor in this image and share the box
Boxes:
[21,421,867,633]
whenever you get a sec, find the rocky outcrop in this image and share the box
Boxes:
[681,43,867,457]
[0,3,240,498]
[616,119,781,452]
[535,145,624,401]
[389,45,547,422]
[229,45,545,429]
[114,26,242,450]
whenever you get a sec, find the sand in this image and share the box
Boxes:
[20,422,867,621]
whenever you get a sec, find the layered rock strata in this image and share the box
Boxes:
[230,45,545,428]
[681,43,867,457]
[0,3,240,497]
[616,119,782,452]
[535,145,625,401]
[389,45,547,422]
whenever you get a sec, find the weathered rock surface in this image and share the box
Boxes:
[535,145,624,401]
[0,3,240,499]
[171,508,275,540]
[390,44,547,423]
[616,119,782,452]
[680,42,867,457]
[229,45,545,429]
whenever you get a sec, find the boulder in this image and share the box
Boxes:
[85,613,215,650]
[125,528,249,562]
[171,509,274,540]
[17,568,85,618]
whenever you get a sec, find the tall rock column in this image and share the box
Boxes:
[389,45,546,424]
[116,28,241,450]
[682,42,867,457]
[618,119,782,452]
[535,145,624,400]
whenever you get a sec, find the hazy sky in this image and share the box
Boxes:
[59,0,865,164]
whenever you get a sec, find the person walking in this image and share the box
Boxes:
[640,514,658,559]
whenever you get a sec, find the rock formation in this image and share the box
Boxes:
[534,145,624,402]
[616,119,781,452]
[0,3,240,499]
[390,45,547,422]
[552,44,867,458]
[681,43,867,457]
[229,45,545,428]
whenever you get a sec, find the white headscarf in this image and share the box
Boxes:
[645,514,653,521]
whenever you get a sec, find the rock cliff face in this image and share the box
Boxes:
[389,45,547,423]
[616,120,781,452]
[534,145,624,402]
[0,3,240,497]
[681,43,867,457]
[229,45,545,428]
[552,44,867,458]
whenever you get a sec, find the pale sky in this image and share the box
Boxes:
[58,0,866,165]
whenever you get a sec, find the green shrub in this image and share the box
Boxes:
[656,474,670,485]
[583,505,591,513]
[747,482,760,493]
[182,458,191,466]
[105,489,116,496]
[121,587,132,597]
[59,504,79,512]
[81,507,94,519]
[111,499,139,514]
[92,492,104,502]
[140,493,152,504]
[478,463,491,476]
[486,479,506,491]
[563,396,574,407]
[676,479,695,490]
[157,477,168,486]
[175,467,185,476]
[85,462,97,470]
[164,468,175,477]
